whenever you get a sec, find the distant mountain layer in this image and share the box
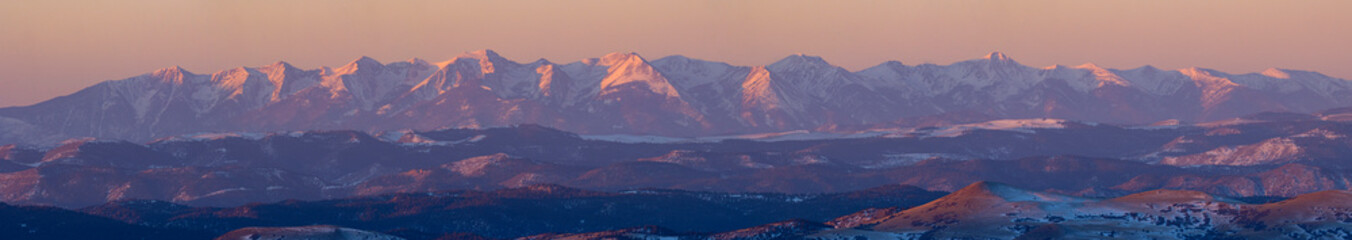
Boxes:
[5,110,1352,208]
[4,50,1352,144]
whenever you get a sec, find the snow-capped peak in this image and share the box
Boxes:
[1178,67,1242,108]
[951,52,1025,73]
[446,49,516,76]
[335,56,383,75]
[406,58,430,66]
[256,60,321,98]
[596,52,681,98]
[598,52,644,66]
[984,51,1013,62]
[960,52,1024,73]
[155,65,191,75]
[1179,67,1220,76]
[740,66,791,112]
[151,66,193,84]
[1262,68,1291,79]
[155,64,196,76]
[768,54,833,71]
[1180,67,1238,86]
[1073,62,1104,70]
[211,67,261,89]
[650,54,740,90]
[454,49,509,63]
[953,51,1023,69]
[1073,63,1131,87]
[264,61,294,70]
[352,56,381,65]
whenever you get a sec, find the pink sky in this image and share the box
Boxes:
[2,0,1350,107]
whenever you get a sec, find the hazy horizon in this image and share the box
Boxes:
[3,0,1350,107]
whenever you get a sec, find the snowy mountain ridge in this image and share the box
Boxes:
[2,50,1351,144]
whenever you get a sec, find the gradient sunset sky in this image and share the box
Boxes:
[1,0,1349,107]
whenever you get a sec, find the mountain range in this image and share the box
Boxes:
[4,50,1352,145]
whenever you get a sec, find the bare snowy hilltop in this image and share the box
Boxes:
[4,50,1352,145]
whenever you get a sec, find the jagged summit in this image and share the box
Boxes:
[329,56,389,78]
[1073,62,1104,70]
[598,51,645,66]
[261,61,298,73]
[405,58,430,66]
[467,49,502,58]
[267,60,291,68]
[768,53,832,70]
[957,51,1022,70]
[594,52,650,69]
[148,66,193,84]
[1124,64,1162,73]
[594,52,683,98]
[984,51,1013,61]
[977,51,1022,66]
[455,49,508,62]
[1179,66,1222,76]
[350,56,382,66]
[153,65,192,76]
[335,56,384,73]
[445,49,515,76]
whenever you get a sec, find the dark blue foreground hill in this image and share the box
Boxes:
[77,184,945,239]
